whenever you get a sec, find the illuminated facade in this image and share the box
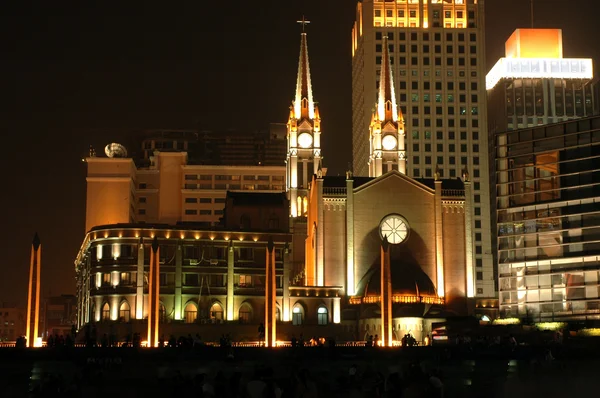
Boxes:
[75,23,481,345]
[76,193,343,341]
[85,154,286,232]
[286,31,322,218]
[487,29,596,133]
[496,115,600,320]
[351,0,494,298]
[368,35,406,177]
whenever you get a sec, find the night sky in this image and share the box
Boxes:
[1,0,598,306]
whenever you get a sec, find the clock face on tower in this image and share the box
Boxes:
[298,132,313,148]
[381,134,397,150]
[379,214,409,244]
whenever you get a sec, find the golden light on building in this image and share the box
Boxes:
[25,233,42,348]
[147,236,160,348]
[486,28,593,90]
[380,238,393,347]
[195,234,200,240]
[264,239,277,348]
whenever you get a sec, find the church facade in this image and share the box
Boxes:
[74,29,478,345]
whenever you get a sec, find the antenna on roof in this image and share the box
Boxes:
[530,0,534,28]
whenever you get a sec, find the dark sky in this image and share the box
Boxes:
[0,0,598,306]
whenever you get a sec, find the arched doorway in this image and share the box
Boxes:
[239,303,253,324]
[210,302,223,322]
[184,302,198,323]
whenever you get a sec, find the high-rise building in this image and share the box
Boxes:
[495,115,600,320]
[351,0,494,298]
[487,28,595,133]
[134,125,287,167]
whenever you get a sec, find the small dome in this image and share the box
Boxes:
[355,257,437,298]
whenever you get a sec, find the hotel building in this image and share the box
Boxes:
[496,115,600,320]
[487,29,595,133]
[351,0,494,298]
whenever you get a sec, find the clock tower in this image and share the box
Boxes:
[368,35,406,178]
[287,23,321,218]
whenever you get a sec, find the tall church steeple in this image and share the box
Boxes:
[368,35,405,177]
[287,20,322,218]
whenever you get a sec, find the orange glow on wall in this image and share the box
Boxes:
[505,29,563,59]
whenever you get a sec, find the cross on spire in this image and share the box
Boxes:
[297,16,310,32]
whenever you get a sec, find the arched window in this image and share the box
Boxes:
[119,301,130,322]
[276,306,281,322]
[101,303,110,321]
[296,196,302,217]
[210,302,223,321]
[239,303,253,324]
[317,306,328,325]
[292,304,304,326]
[184,302,198,324]
[303,197,308,216]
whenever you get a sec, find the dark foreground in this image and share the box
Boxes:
[2,344,600,397]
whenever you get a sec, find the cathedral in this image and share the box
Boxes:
[74,30,475,346]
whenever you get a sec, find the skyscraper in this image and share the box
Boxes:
[495,115,600,320]
[487,28,595,133]
[351,0,494,298]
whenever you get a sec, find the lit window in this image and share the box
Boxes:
[317,307,328,325]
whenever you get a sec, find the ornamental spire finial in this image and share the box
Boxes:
[376,35,399,123]
[293,19,315,120]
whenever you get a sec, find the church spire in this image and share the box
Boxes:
[294,23,315,120]
[376,35,399,122]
